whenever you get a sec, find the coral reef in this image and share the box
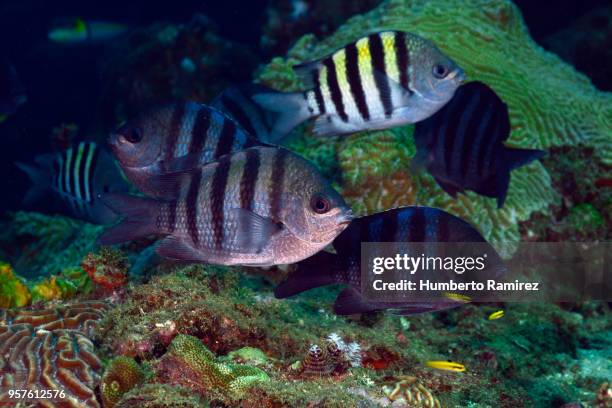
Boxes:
[0,211,103,278]
[82,247,129,291]
[101,356,146,408]
[383,375,441,408]
[0,324,102,407]
[596,381,612,408]
[156,334,270,401]
[0,261,30,307]
[256,0,612,251]
[115,384,208,408]
[0,300,108,338]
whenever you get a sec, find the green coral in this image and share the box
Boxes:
[164,334,270,399]
[0,262,31,308]
[102,356,146,408]
[567,203,604,232]
[252,0,612,252]
[227,347,271,366]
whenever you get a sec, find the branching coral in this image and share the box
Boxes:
[101,356,146,408]
[156,334,270,401]
[383,375,442,408]
[256,0,612,252]
[0,300,108,338]
[0,323,102,407]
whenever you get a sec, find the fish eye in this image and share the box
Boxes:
[124,127,143,143]
[433,64,449,79]
[311,194,331,214]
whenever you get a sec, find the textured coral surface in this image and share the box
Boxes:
[0,324,102,407]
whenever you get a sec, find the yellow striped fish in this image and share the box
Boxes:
[488,310,505,320]
[253,31,464,141]
[15,142,129,224]
[426,360,466,372]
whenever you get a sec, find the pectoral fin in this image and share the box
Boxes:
[231,208,282,254]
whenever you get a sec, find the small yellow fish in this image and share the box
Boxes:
[426,360,466,372]
[488,310,504,320]
[442,292,471,303]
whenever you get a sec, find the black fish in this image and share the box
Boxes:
[413,81,546,208]
[211,84,277,144]
[16,142,129,224]
[275,206,505,315]
[0,60,26,121]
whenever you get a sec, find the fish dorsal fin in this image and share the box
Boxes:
[292,60,322,89]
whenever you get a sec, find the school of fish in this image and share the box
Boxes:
[14,29,549,315]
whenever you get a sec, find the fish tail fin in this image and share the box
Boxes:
[504,147,546,171]
[493,147,546,208]
[252,90,312,143]
[15,161,52,205]
[274,251,339,298]
[97,193,164,245]
[333,287,380,315]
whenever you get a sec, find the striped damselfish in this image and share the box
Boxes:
[253,30,465,141]
[16,141,129,224]
[108,102,262,198]
[413,81,546,208]
[98,146,353,267]
[212,84,277,144]
[275,206,505,315]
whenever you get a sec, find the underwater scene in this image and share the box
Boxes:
[0,0,610,407]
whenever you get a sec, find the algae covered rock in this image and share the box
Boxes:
[255,0,612,252]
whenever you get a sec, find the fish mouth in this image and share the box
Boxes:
[451,68,466,84]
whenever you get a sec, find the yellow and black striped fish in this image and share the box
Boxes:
[109,102,262,198]
[15,141,129,224]
[253,31,465,141]
[98,146,353,266]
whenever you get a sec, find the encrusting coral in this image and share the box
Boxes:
[256,0,612,252]
[82,247,130,291]
[101,356,146,408]
[156,334,270,402]
[0,323,103,408]
[383,375,442,408]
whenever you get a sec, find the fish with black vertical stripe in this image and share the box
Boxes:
[413,81,547,208]
[212,83,278,144]
[15,141,129,224]
[275,206,505,315]
[108,102,262,198]
[98,146,353,266]
[253,31,464,141]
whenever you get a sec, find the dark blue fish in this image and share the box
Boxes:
[211,83,278,144]
[16,142,129,224]
[0,60,26,121]
[413,81,546,208]
[275,206,505,315]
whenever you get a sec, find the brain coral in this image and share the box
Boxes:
[0,323,102,408]
[0,300,108,338]
[254,0,612,252]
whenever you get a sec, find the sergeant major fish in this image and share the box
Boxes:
[99,146,353,266]
[275,206,505,315]
[212,83,277,144]
[413,81,546,208]
[253,31,465,141]
[109,102,262,198]
[16,141,129,224]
